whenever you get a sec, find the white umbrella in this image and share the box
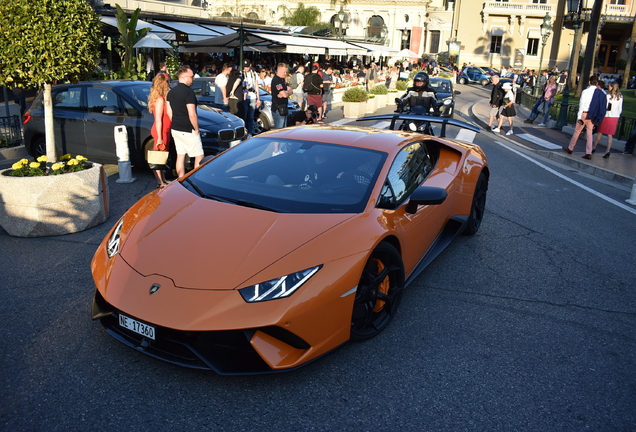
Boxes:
[133,33,173,49]
[394,48,420,58]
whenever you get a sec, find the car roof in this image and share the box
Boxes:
[259,124,422,154]
[51,80,151,89]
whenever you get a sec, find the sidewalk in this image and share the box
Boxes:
[469,100,636,188]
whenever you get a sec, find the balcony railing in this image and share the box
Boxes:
[483,2,555,18]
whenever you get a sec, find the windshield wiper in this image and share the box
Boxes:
[184,178,207,197]
[185,179,281,212]
[211,196,281,212]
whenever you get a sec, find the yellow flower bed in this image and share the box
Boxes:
[9,154,91,177]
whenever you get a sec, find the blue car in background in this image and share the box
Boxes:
[457,66,491,86]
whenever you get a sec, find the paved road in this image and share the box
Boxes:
[1,88,635,431]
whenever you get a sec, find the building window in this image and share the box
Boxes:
[367,15,384,38]
[527,38,539,56]
[490,35,502,53]
[430,30,440,54]
[532,0,547,3]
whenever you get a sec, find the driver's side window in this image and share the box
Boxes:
[378,142,433,210]
[87,87,119,113]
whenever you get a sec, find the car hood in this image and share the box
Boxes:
[120,184,355,290]
[436,92,452,99]
[197,106,242,127]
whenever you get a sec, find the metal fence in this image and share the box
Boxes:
[0,115,22,148]
[518,90,636,141]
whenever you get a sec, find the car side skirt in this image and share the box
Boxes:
[404,215,468,287]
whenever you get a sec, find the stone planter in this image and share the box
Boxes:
[343,101,367,119]
[331,87,346,106]
[366,97,376,114]
[375,94,388,109]
[387,92,398,105]
[0,163,109,237]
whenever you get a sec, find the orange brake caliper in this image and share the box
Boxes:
[372,259,390,312]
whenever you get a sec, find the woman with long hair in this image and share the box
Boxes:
[593,81,623,158]
[148,73,172,187]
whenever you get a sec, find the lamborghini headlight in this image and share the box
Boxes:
[107,218,124,258]
[239,265,322,303]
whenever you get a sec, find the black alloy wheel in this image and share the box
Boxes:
[463,171,488,236]
[31,136,46,159]
[351,242,405,341]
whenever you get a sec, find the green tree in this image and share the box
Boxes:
[0,0,101,162]
[115,5,149,78]
[278,3,332,29]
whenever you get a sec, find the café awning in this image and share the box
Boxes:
[100,16,175,41]
[250,32,367,55]
[198,24,237,36]
[178,32,274,53]
[154,20,224,42]
[348,42,398,57]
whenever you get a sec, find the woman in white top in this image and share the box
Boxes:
[593,81,623,158]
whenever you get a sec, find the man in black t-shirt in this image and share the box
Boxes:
[305,64,324,121]
[290,105,319,125]
[166,65,204,177]
[271,62,291,129]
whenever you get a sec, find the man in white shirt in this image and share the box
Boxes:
[292,65,305,110]
[564,75,598,158]
[214,63,232,108]
[242,59,261,137]
[145,53,154,80]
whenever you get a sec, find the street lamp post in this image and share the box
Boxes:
[401,28,409,51]
[556,0,589,128]
[337,5,346,40]
[535,13,552,97]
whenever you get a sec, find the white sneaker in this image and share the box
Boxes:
[492,128,500,133]
[506,130,513,135]
[490,125,496,130]
[538,123,546,127]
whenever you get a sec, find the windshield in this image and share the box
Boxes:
[184,137,387,214]
[429,79,452,93]
[118,82,151,109]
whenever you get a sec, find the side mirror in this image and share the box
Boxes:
[102,106,120,115]
[405,186,448,214]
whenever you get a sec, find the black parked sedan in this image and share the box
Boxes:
[23,81,246,165]
[429,77,461,118]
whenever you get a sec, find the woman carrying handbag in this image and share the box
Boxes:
[148,73,172,188]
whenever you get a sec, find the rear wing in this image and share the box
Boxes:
[356,114,480,138]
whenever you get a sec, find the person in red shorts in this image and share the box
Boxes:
[305,64,324,122]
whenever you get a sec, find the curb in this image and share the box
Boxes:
[468,102,635,188]
[0,145,28,170]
